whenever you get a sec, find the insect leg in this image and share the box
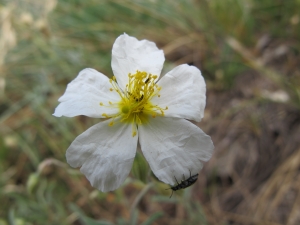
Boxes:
[169,190,174,198]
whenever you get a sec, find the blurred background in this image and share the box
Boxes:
[1,0,300,224]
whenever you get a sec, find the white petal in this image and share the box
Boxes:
[53,68,121,118]
[152,64,206,122]
[139,117,213,185]
[111,33,165,90]
[66,119,138,192]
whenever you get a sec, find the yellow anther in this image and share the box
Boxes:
[102,71,168,132]
[158,94,161,97]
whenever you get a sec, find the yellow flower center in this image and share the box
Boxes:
[100,71,168,137]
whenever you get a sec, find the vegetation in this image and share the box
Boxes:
[1,0,299,224]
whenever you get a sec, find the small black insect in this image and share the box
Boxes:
[138,94,144,102]
[166,171,198,198]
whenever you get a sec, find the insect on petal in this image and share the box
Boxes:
[139,117,214,186]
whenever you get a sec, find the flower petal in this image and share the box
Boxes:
[152,64,206,122]
[66,119,138,192]
[53,68,121,118]
[139,117,214,185]
[111,33,165,90]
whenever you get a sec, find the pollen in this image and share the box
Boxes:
[100,71,168,129]
[117,71,168,124]
[132,131,137,137]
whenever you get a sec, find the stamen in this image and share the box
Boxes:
[102,113,109,118]
[101,71,168,133]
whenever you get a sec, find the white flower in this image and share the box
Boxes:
[53,34,214,192]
